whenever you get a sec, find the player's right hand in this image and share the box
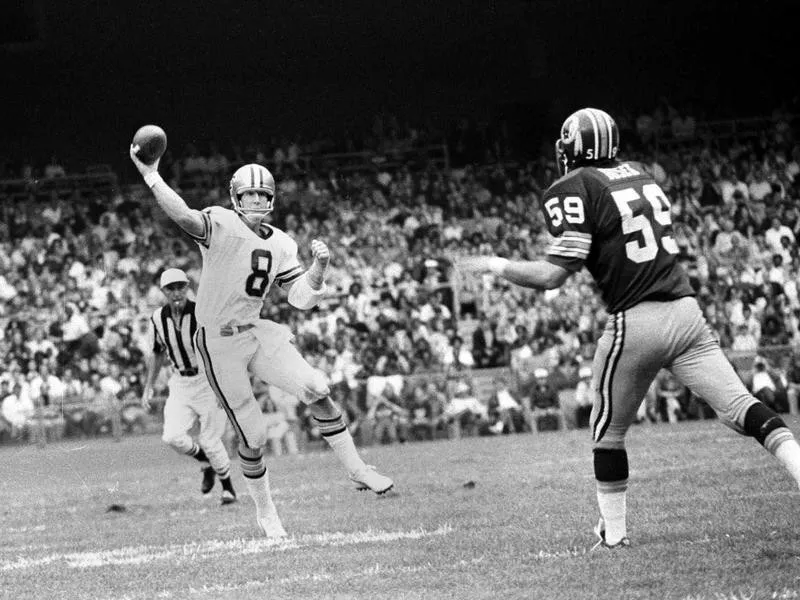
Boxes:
[141,387,153,410]
[129,144,160,176]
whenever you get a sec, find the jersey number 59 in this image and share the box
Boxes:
[611,184,678,263]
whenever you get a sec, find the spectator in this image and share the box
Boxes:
[1,382,34,440]
[443,380,486,439]
[485,376,523,434]
[522,368,561,432]
[364,379,408,445]
[765,218,796,255]
[471,313,506,368]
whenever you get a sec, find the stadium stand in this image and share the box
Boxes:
[1,104,799,447]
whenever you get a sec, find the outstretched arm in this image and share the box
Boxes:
[458,256,571,290]
[129,145,206,239]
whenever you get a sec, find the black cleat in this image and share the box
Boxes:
[201,466,216,495]
[221,490,237,505]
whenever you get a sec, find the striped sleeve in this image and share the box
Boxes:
[540,183,593,272]
[545,231,592,272]
[275,264,304,288]
[149,314,165,354]
[547,231,592,259]
[186,208,213,248]
[274,235,305,288]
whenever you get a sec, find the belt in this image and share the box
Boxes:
[220,323,256,337]
[179,368,199,377]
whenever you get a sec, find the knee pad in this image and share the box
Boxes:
[300,369,330,403]
[743,402,787,446]
[246,413,270,449]
[161,432,185,449]
[593,448,629,482]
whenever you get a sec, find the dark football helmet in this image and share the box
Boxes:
[555,108,619,176]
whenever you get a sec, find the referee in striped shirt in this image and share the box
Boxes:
[141,268,237,505]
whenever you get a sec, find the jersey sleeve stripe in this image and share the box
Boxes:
[276,264,302,278]
[551,237,591,249]
[276,268,304,287]
[557,231,592,241]
[548,246,589,258]
[186,212,212,247]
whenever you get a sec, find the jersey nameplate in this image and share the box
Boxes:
[598,164,641,181]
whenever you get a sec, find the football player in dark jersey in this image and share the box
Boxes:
[459,107,800,549]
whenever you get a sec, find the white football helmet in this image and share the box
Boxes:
[229,164,275,220]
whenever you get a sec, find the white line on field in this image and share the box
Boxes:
[100,556,487,600]
[1,524,453,572]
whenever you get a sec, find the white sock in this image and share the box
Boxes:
[774,438,800,489]
[244,472,277,517]
[597,490,627,545]
[324,430,367,474]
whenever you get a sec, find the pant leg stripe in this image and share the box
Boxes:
[196,327,250,449]
[592,314,617,439]
[594,312,625,442]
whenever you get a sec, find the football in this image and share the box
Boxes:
[132,125,167,165]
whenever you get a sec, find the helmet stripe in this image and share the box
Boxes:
[258,166,263,188]
[598,109,615,157]
[583,109,601,158]
[250,165,255,188]
[587,109,605,157]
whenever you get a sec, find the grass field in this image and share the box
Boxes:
[3,418,800,600]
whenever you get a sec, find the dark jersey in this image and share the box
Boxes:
[541,160,694,313]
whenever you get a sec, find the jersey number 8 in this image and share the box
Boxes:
[245,249,273,297]
[611,183,679,264]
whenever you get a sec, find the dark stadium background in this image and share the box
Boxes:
[1,0,794,172]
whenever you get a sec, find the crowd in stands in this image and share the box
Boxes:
[2,100,800,448]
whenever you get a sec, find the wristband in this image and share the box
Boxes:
[143,172,164,188]
[488,257,510,275]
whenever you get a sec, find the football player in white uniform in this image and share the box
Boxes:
[131,145,393,538]
[141,268,237,506]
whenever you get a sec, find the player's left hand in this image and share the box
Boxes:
[310,239,330,268]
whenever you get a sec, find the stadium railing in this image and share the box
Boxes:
[0,169,119,202]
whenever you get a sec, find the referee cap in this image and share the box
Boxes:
[159,268,189,289]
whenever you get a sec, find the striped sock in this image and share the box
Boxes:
[314,415,366,475]
[238,449,266,479]
[596,480,628,545]
[187,444,209,463]
[239,449,275,516]
[214,464,231,480]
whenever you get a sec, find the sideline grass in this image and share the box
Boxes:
[2,418,800,600]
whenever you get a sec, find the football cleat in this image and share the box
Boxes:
[201,466,216,495]
[257,512,288,538]
[350,465,394,495]
[221,490,237,506]
[591,517,631,551]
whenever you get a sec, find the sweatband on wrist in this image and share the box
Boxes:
[144,172,164,188]
[288,272,328,310]
[488,257,510,275]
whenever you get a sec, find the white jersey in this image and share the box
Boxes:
[189,206,304,329]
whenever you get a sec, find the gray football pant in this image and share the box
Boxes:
[590,297,757,449]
